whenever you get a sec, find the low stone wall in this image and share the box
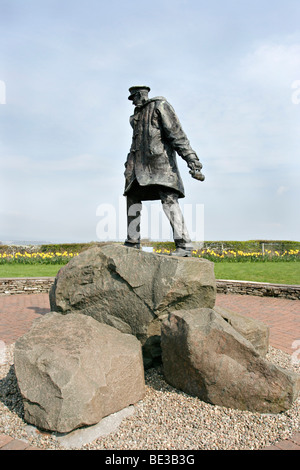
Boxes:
[216,279,300,300]
[0,277,55,296]
[0,277,299,300]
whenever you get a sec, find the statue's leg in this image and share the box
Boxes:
[160,190,193,256]
[124,192,142,248]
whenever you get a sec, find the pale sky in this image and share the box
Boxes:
[0,0,299,243]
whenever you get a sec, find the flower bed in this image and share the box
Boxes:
[154,248,300,262]
[0,251,79,265]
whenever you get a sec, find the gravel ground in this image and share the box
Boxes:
[0,344,299,450]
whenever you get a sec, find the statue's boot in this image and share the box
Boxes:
[124,241,141,249]
[170,246,192,257]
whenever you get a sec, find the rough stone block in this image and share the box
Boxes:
[161,308,300,413]
[213,305,269,356]
[14,312,145,433]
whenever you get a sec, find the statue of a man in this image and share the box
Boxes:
[124,86,204,257]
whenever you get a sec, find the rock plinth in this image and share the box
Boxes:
[49,244,216,367]
[14,312,145,433]
[161,308,300,413]
[14,245,300,434]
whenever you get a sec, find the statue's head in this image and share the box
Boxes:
[128,85,150,107]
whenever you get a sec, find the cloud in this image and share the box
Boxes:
[240,42,300,86]
[197,40,300,179]
[0,153,111,173]
[276,185,289,195]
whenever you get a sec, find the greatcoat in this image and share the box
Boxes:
[124,97,198,200]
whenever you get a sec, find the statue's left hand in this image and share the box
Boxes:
[188,160,202,172]
[188,159,205,181]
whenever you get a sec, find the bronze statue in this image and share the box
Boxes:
[124,86,204,257]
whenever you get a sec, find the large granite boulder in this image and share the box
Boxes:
[14,312,145,433]
[161,308,300,413]
[49,244,216,367]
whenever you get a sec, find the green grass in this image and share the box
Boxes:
[214,261,300,285]
[0,260,299,285]
[0,264,64,278]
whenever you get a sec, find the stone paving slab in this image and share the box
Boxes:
[0,433,39,450]
[0,293,51,345]
[53,406,135,449]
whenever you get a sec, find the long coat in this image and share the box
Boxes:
[124,97,197,199]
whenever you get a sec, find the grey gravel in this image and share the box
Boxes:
[0,343,299,450]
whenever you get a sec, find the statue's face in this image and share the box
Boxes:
[132,91,148,107]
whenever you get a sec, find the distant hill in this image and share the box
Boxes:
[1,240,52,246]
